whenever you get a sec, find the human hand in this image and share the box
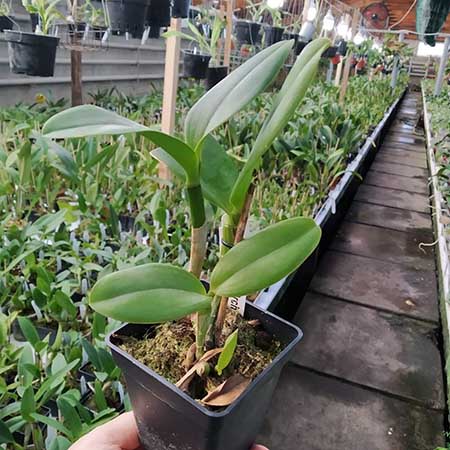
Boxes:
[69,412,268,450]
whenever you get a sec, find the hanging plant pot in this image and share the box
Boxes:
[336,39,347,56]
[294,39,309,55]
[0,16,13,32]
[92,25,107,40]
[283,31,298,45]
[183,50,211,79]
[321,45,338,58]
[30,13,39,32]
[5,30,59,77]
[68,22,87,39]
[205,65,228,90]
[172,0,190,18]
[148,25,161,39]
[107,302,302,450]
[146,0,170,28]
[96,0,149,38]
[264,25,284,47]
[235,20,261,45]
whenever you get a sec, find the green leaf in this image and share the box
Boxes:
[84,142,119,170]
[30,413,71,438]
[200,135,239,215]
[0,419,14,444]
[18,343,35,386]
[184,40,293,149]
[57,398,83,439]
[17,316,40,348]
[210,217,321,297]
[89,263,212,323]
[21,385,36,422]
[42,105,148,138]
[230,38,331,212]
[46,140,78,181]
[42,107,199,186]
[216,329,238,376]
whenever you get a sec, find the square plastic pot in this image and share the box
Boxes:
[183,50,211,79]
[107,302,302,450]
[235,20,262,45]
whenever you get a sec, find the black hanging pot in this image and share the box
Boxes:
[5,30,59,77]
[295,39,309,55]
[183,50,211,79]
[0,16,13,32]
[68,22,86,39]
[172,0,190,18]
[30,13,39,32]
[146,0,170,28]
[321,45,338,58]
[264,25,284,47]
[97,0,148,38]
[107,302,302,450]
[148,25,161,39]
[283,31,298,45]
[336,39,347,56]
[92,25,107,40]
[235,20,261,45]
[205,66,228,90]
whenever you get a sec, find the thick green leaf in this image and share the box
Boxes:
[0,419,14,444]
[210,217,321,297]
[184,40,293,149]
[216,329,238,376]
[90,263,211,323]
[21,385,36,422]
[46,140,78,181]
[200,135,239,214]
[30,413,71,438]
[42,107,199,185]
[42,105,148,138]
[57,398,82,439]
[230,38,331,212]
[17,316,40,348]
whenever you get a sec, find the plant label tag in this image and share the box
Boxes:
[227,296,246,316]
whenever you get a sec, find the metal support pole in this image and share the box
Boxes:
[390,31,405,90]
[434,36,450,96]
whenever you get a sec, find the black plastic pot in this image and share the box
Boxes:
[5,30,59,77]
[294,39,309,55]
[205,66,227,90]
[235,20,261,45]
[97,0,148,38]
[264,25,284,46]
[322,45,338,58]
[30,13,39,32]
[92,25,107,40]
[68,22,86,39]
[12,318,58,345]
[146,0,170,28]
[172,0,189,18]
[0,16,13,32]
[183,50,211,79]
[107,302,302,450]
[148,25,161,38]
[336,39,347,56]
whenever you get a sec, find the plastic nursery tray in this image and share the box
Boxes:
[254,90,406,320]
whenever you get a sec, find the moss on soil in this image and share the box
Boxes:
[119,312,282,401]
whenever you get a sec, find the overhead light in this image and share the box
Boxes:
[299,21,315,41]
[267,0,284,9]
[323,9,334,31]
[336,17,348,38]
[353,31,364,45]
[307,0,317,21]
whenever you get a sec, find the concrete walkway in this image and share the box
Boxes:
[260,91,447,450]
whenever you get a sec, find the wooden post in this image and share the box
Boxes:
[434,36,450,96]
[159,17,182,180]
[339,8,359,104]
[71,48,83,106]
[223,0,233,69]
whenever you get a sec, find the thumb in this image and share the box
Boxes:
[252,446,269,450]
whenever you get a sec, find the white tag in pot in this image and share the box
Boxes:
[227,296,246,316]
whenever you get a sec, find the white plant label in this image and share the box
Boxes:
[227,296,246,316]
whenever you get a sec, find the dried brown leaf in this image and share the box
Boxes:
[201,374,251,407]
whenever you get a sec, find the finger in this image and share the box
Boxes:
[252,446,269,450]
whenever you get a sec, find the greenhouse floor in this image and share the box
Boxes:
[259,92,447,450]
